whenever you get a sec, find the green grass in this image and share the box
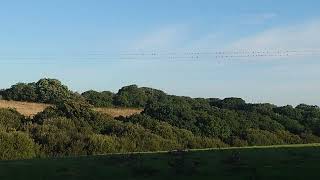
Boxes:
[0,144,320,180]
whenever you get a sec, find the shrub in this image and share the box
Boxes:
[275,130,303,144]
[113,85,148,108]
[228,136,249,147]
[2,79,77,104]
[113,85,167,108]
[300,133,320,143]
[210,97,246,110]
[86,134,119,154]
[0,130,38,160]
[1,83,38,102]
[30,117,91,157]
[0,108,23,130]
[82,90,114,107]
[35,78,73,103]
[245,129,284,146]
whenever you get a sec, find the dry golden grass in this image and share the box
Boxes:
[94,107,143,118]
[0,100,51,117]
[0,100,142,118]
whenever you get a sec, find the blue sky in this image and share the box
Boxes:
[0,0,320,106]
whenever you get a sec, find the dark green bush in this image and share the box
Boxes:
[2,79,75,104]
[113,85,167,108]
[82,90,114,107]
[0,108,23,130]
[0,130,38,160]
[113,85,148,108]
[245,129,284,146]
[2,78,320,160]
[30,117,91,157]
[1,83,38,102]
[86,134,119,154]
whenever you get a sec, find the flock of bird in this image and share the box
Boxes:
[0,49,319,63]
[117,49,320,59]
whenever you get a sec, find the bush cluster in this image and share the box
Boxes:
[1,79,320,160]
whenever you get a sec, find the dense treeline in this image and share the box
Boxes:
[0,79,320,160]
[1,79,166,108]
[0,101,225,160]
[0,79,78,104]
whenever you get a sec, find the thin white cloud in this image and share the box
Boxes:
[230,20,320,50]
[131,25,188,51]
[186,32,223,50]
[240,12,278,25]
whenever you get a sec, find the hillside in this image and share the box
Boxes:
[0,100,50,117]
[0,100,142,118]
[1,78,320,162]
[0,144,319,180]
[94,107,143,118]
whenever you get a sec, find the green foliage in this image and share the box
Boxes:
[0,89,4,99]
[300,133,320,143]
[113,85,148,108]
[119,114,227,149]
[2,78,320,161]
[228,136,249,147]
[30,117,91,157]
[35,79,72,103]
[102,119,180,152]
[34,98,112,134]
[0,130,37,160]
[2,83,37,102]
[210,97,246,110]
[86,134,118,155]
[33,97,93,123]
[144,95,199,133]
[0,108,23,130]
[275,130,303,144]
[2,79,75,104]
[245,129,284,146]
[54,97,93,119]
[274,105,303,119]
[195,111,231,139]
[113,85,167,108]
[297,104,320,136]
[273,115,305,134]
[82,90,114,107]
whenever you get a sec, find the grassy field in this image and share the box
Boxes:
[0,144,319,180]
[0,100,50,117]
[0,100,142,118]
[94,107,143,117]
